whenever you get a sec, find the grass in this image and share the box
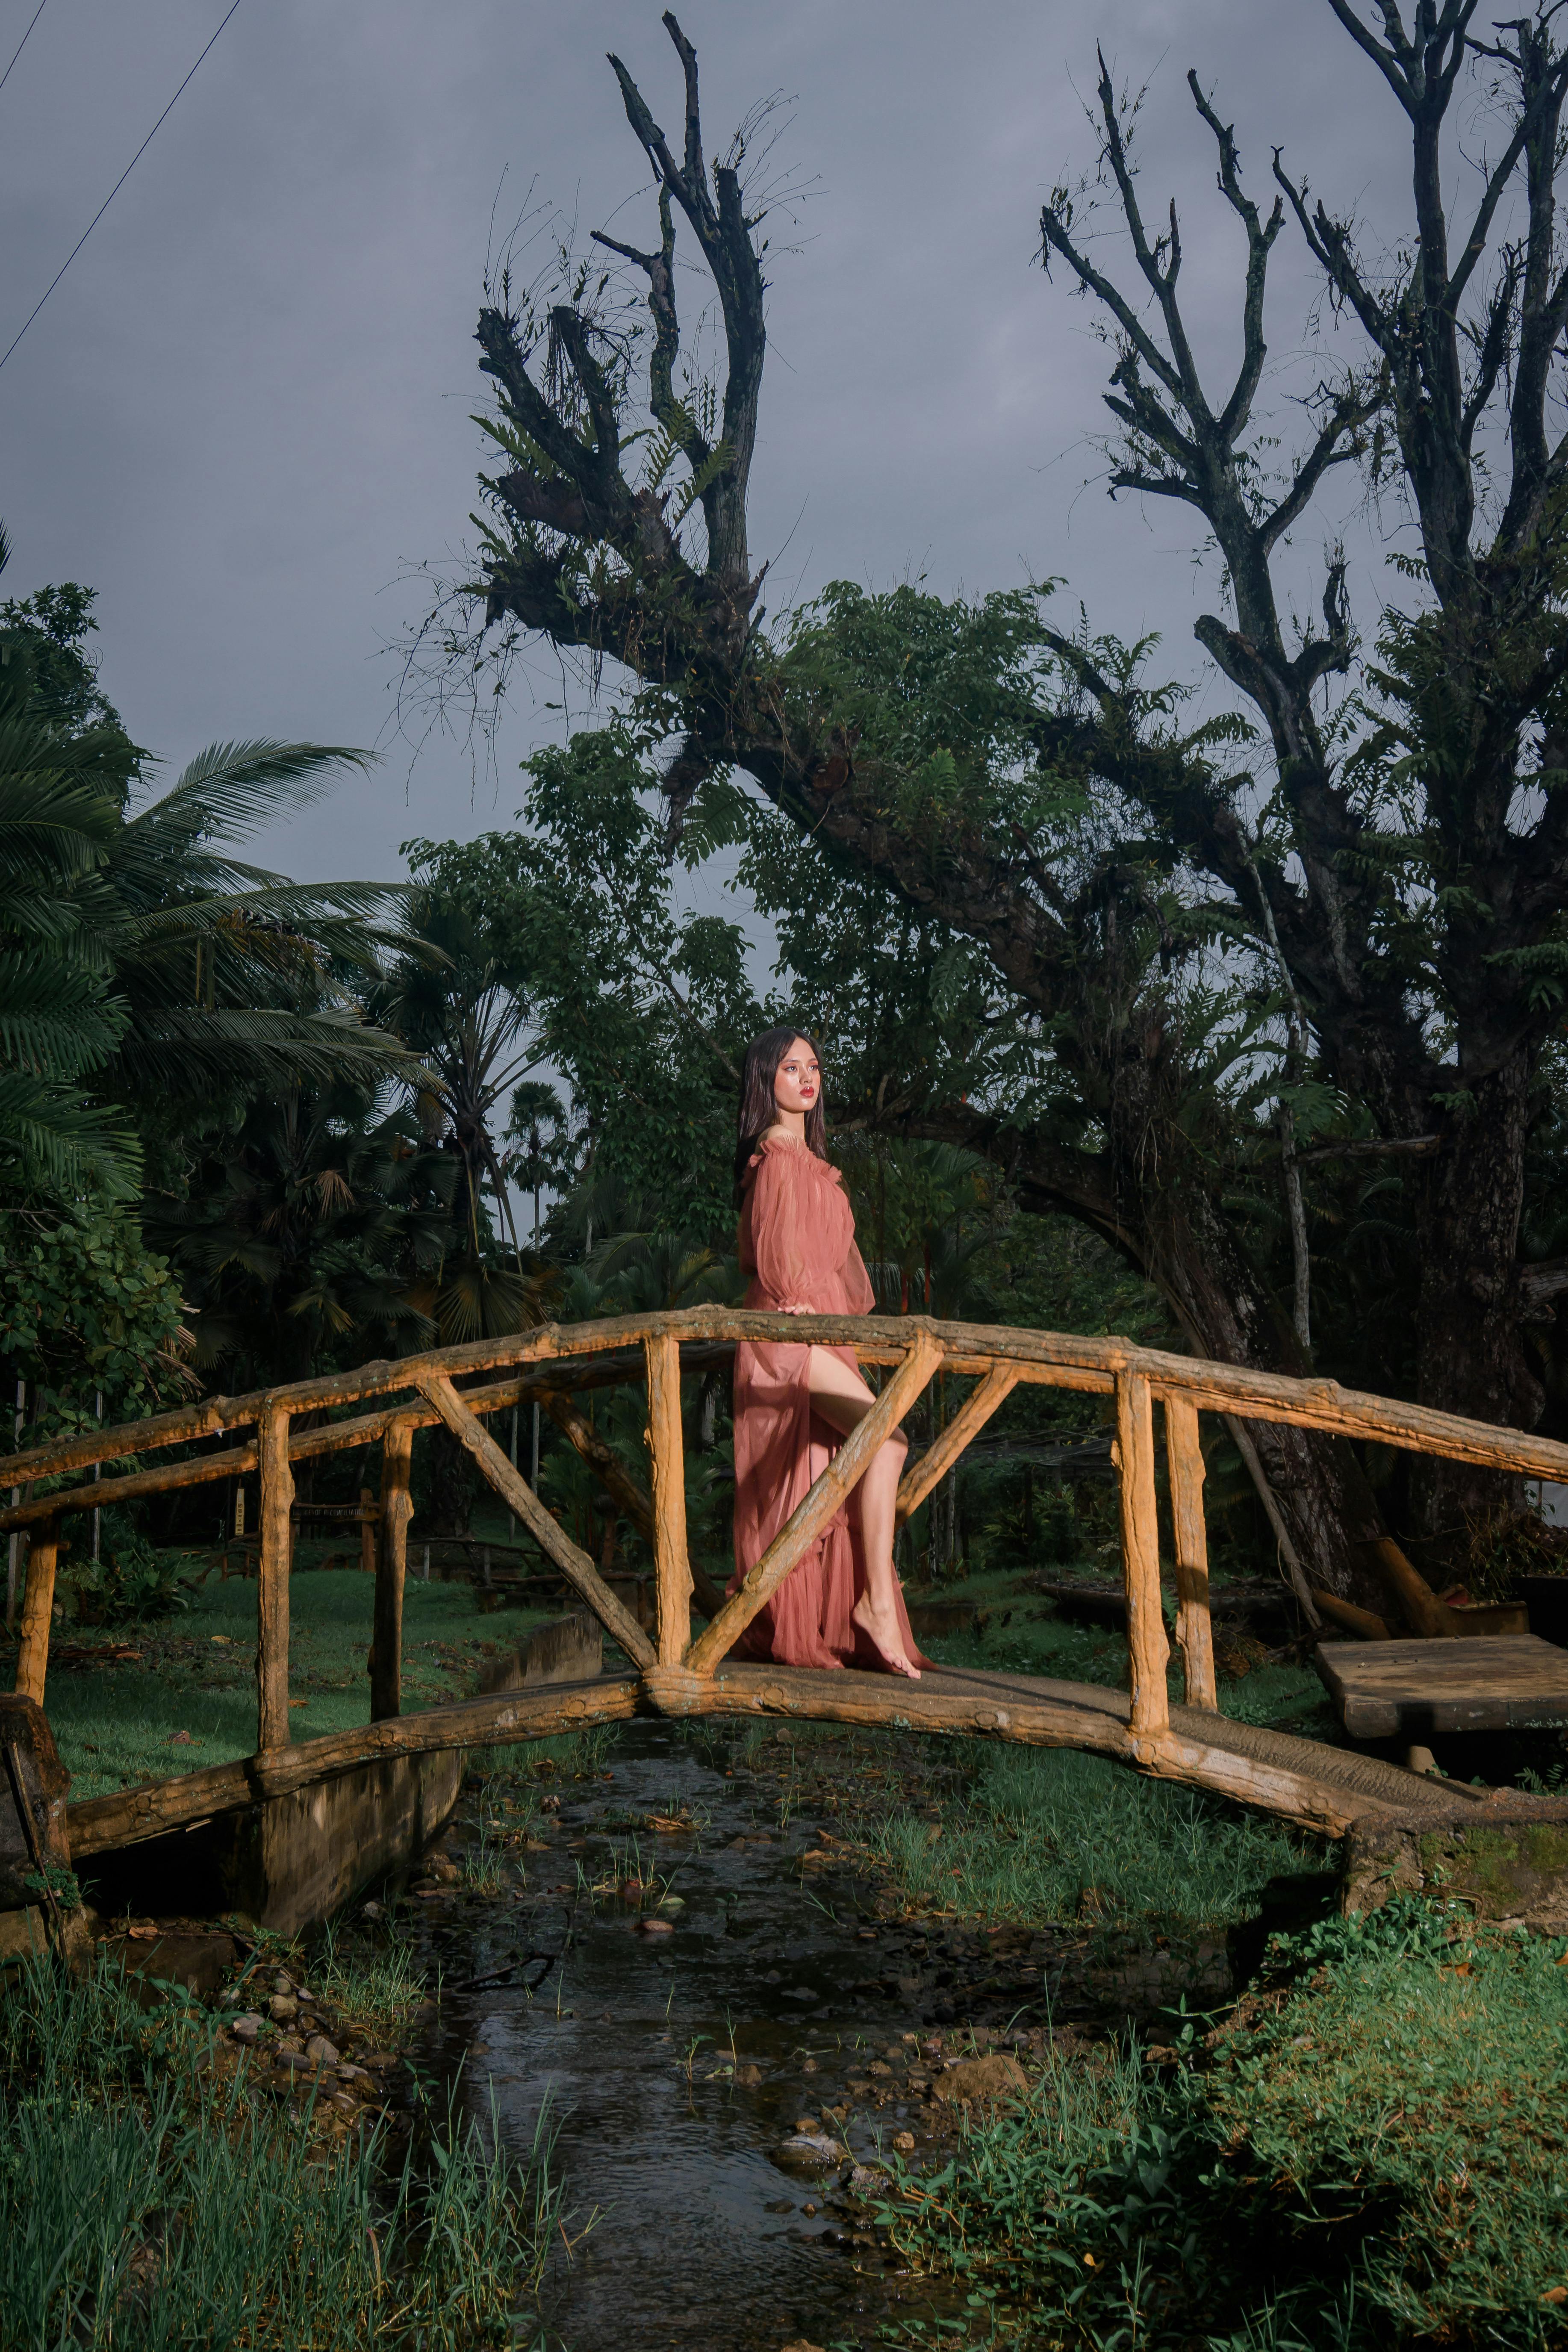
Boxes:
[0,1946,563,2350]
[875,1899,1568,2349]
[914,1572,1335,1745]
[35,1567,555,1801]
[862,1740,1310,1939]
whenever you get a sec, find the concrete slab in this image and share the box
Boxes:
[1314,1635,1568,1738]
[80,1748,463,1937]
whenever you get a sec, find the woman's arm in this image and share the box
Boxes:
[748,1148,816,1309]
[843,1240,876,1315]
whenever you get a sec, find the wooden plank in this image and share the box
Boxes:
[895,1364,1020,1524]
[12,1520,57,1706]
[14,1298,1568,1533]
[67,1672,645,1856]
[0,1441,259,1535]
[644,1332,691,1667]
[1164,1394,1216,1710]
[256,1404,294,1752]
[370,1419,413,1721]
[687,1332,944,1677]
[413,1371,657,1671]
[1116,1370,1169,1736]
[1313,1635,1568,1738]
[1313,1589,1393,1641]
[694,1664,1397,1836]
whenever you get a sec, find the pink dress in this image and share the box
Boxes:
[727,1134,928,1670]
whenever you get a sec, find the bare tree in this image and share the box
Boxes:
[1039,3,1568,1547]
[458,13,1424,1594]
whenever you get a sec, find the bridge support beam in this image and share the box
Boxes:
[1117,1370,1170,1738]
[257,1404,294,1752]
[371,1418,414,1721]
[414,1371,657,1671]
[14,1519,57,1707]
[1165,1394,1217,1710]
[645,1333,691,1666]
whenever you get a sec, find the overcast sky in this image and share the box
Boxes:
[1,0,1426,888]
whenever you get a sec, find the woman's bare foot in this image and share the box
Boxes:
[851,1594,921,1680]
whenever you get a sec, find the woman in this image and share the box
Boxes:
[726,1025,927,1679]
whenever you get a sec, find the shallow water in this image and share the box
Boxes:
[413,1721,973,2352]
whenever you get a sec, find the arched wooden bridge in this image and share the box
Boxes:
[9,1307,1568,1864]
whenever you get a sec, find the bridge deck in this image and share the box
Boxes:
[65,1659,1462,1863]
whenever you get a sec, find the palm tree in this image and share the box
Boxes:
[371,893,541,1338]
[0,547,423,1196]
[146,1082,455,1388]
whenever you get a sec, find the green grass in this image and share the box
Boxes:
[915,1577,1334,1742]
[875,1899,1568,2349]
[862,1739,1309,1938]
[39,1568,555,1801]
[0,1947,562,2349]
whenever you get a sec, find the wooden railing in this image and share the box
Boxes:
[7,1308,1568,1776]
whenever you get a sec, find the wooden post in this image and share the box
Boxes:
[1164,1394,1217,1711]
[371,1421,413,1721]
[644,1332,691,1667]
[1115,1369,1169,1738]
[13,1518,58,1706]
[256,1402,294,1751]
[359,1488,377,1576]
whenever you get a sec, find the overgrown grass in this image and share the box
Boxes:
[864,1740,1309,1937]
[877,1900,1568,2348]
[0,1949,561,2349]
[467,1722,616,1785]
[40,1570,553,1800]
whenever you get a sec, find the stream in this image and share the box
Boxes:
[404,1718,996,2352]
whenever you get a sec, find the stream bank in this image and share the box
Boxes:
[391,1713,1298,2351]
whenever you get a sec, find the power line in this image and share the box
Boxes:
[0,0,243,376]
[0,1,50,101]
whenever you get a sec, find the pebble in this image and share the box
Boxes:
[773,2132,846,2170]
[733,2063,763,2087]
[269,1995,298,2024]
[230,2014,264,2044]
[304,2034,341,2067]
[637,1916,675,1937]
[849,2163,889,2196]
[892,2131,916,2154]
[933,2053,1028,2112]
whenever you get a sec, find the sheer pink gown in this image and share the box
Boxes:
[726,1135,928,1671]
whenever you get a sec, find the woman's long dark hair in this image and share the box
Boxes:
[734,1025,829,1200]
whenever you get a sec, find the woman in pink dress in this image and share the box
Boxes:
[726,1026,927,1680]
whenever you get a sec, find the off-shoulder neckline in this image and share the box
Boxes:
[748,1133,842,1182]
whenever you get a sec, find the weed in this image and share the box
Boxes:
[310,1915,428,2044]
[863,1741,1308,1938]
[0,1951,564,2348]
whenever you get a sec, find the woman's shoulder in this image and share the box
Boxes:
[751,1130,842,1182]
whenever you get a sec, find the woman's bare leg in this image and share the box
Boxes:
[805,1347,918,1679]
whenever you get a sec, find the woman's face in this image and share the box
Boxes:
[773,1037,820,1118]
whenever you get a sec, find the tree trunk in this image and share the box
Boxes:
[1410,1047,1537,1555]
[1132,1167,1386,1603]
[424,1424,477,1537]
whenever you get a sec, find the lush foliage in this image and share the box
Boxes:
[878,1900,1568,2348]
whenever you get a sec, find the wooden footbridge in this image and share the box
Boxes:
[8,1307,1568,1864]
